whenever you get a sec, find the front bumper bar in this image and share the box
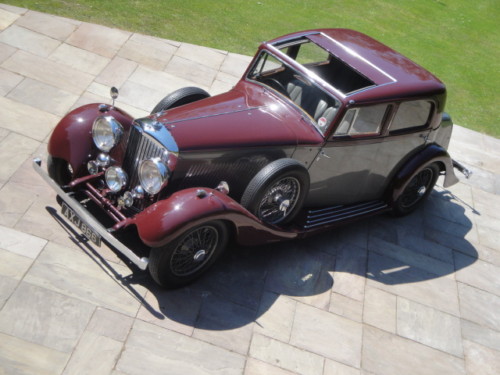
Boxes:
[33,158,149,270]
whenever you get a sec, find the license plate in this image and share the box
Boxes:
[61,202,101,246]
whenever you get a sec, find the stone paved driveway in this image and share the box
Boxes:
[0,4,499,375]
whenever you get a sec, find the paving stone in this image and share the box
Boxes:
[0,127,8,143]
[0,274,18,309]
[244,358,298,375]
[458,283,500,331]
[66,22,131,58]
[176,42,226,70]
[254,291,296,343]
[0,223,46,258]
[367,251,460,316]
[328,292,363,323]
[210,78,235,95]
[117,320,246,375]
[49,43,110,75]
[193,294,255,355]
[0,24,60,57]
[215,70,241,85]
[475,213,500,251]
[290,303,362,368]
[118,33,177,70]
[265,242,334,310]
[368,236,455,278]
[362,286,396,333]
[463,340,500,375]
[397,297,463,357]
[0,282,95,352]
[136,285,202,336]
[0,132,40,183]
[0,95,59,141]
[0,247,33,280]
[129,64,206,95]
[0,7,20,30]
[0,4,27,15]
[454,251,500,295]
[461,319,500,352]
[0,41,17,63]
[2,50,94,95]
[62,331,123,375]
[86,307,134,342]
[324,359,361,375]
[118,80,166,113]
[220,52,252,78]
[15,10,77,40]
[0,332,69,375]
[362,325,466,375]
[95,56,138,87]
[249,333,324,375]
[7,77,78,117]
[332,243,367,302]
[24,241,144,316]
[0,67,22,95]
[165,55,218,87]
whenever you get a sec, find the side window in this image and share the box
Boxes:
[334,104,388,136]
[249,52,282,78]
[391,100,432,132]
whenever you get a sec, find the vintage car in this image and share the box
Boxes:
[34,29,470,288]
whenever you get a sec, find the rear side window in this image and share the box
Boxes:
[391,100,432,132]
[334,104,388,136]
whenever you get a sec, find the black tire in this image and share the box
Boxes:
[241,159,309,225]
[47,155,72,186]
[392,163,439,216]
[151,86,210,114]
[149,221,228,288]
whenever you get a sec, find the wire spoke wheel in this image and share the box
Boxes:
[169,225,219,277]
[400,167,434,209]
[257,176,301,224]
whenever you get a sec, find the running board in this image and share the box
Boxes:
[302,200,388,229]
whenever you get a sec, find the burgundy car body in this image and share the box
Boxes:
[34,29,464,283]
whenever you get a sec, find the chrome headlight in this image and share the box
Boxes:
[105,167,127,192]
[139,158,169,195]
[92,116,123,152]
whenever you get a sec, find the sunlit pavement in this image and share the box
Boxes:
[0,4,499,375]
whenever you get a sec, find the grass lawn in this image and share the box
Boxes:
[4,0,499,137]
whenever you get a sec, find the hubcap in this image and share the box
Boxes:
[170,226,218,277]
[400,168,434,209]
[258,177,300,224]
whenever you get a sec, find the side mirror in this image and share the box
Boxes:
[110,87,119,107]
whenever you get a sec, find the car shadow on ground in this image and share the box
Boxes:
[47,186,479,330]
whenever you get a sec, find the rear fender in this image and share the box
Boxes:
[48,104,134,176]
[130,188,297,248]
[389,143,458,203]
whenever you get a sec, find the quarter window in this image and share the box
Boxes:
[334,104,388,136]
[391,100,432,132]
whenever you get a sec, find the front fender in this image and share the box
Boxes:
[48,104,134,176]
[389,143,458,203]
[130,188,297,248]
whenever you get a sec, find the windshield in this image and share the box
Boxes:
[248,51,339,135]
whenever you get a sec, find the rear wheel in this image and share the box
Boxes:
[149,221,228,288]
[151,86,210,114]
[393,163,439,216]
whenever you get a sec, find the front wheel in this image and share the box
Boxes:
[148,221,228,288]
[392,163,439,216]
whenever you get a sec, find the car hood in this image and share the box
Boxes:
[156,82,323,151]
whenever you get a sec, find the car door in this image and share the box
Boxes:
[306,102,429,207]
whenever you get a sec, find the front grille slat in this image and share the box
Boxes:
[122,124,166,189]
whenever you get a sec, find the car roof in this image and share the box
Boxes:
[266,29,446,105]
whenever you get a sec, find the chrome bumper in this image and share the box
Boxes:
[32,158,149,270]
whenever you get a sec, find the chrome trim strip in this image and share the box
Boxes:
[32,158,149,271]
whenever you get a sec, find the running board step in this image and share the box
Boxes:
[302,200,388,229]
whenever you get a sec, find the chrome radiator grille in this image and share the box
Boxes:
[122,124,166,189]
